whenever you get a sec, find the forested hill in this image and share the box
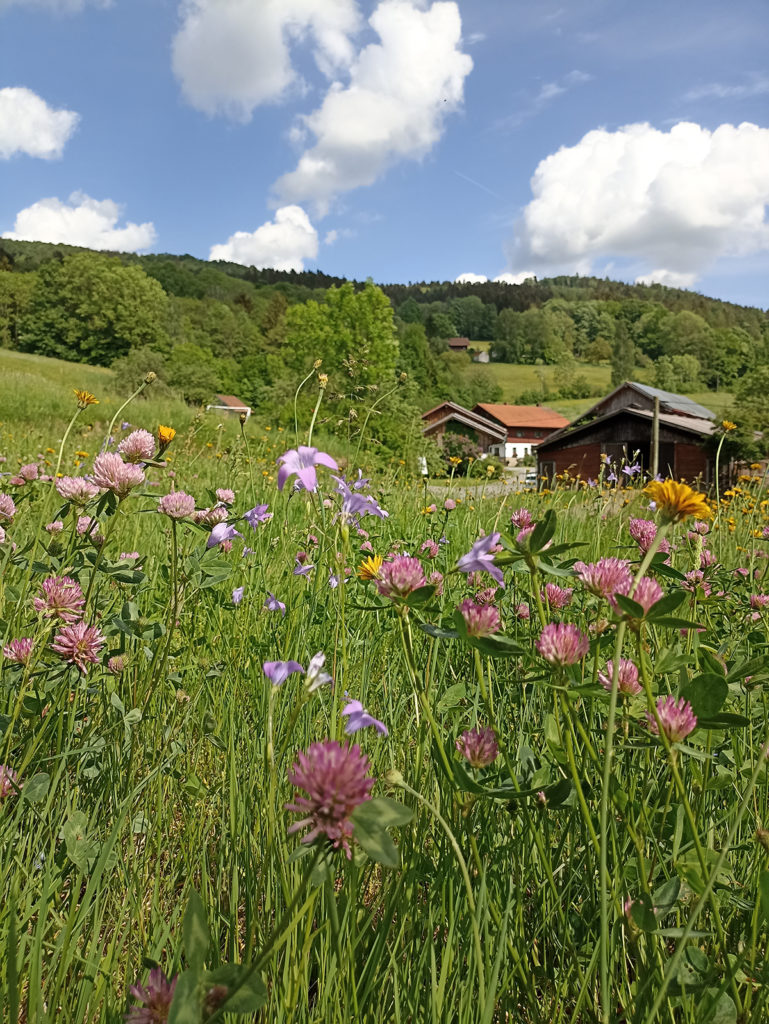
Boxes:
[1,238,765,326]
[1,237,768,461]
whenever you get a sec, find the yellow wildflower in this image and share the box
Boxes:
[157,426,176,453]
[73,389,99,409]
[644,479,712,523]
[721,420,737,432]
[357,554,383,581]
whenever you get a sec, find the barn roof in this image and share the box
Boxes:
[473,403,570,430]
[537,405,715,451]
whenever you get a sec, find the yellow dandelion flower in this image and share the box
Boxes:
[644,479,712,523]
[448,456,462,466]
[158,425,176,449]
[73,389,99,409]
[722,420,737,432]
[357,554,383,581]
[75,450,90,458]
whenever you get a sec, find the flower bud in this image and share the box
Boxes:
[144,371,157,384]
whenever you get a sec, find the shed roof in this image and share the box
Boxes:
[537,405,715,452]
[473,403,570,430]
[215,394,249,408]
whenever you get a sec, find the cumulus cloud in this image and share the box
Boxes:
[274,0,473,212]
[494,271,537,285]
[455,272,487,284]
[507,121,769,285]
[635,269,697,288]
[2,192,156,251]
[0,87,79,159]
[209,205,318,270]
[172,0,361,121]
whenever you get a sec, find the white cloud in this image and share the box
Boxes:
[508,121,769,284]
[635,269,697,289]
[323,229,338,245]
[455,272,487,283]
[3,192,156,251]
[172,0,361,121]
[209,205,318,270]
[274,0,473,212]
[494,271,537,285]
[685,74,769,101]
[0,87,79,159]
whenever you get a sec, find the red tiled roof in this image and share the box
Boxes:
[473,403,570,429]
[215,394,249,407]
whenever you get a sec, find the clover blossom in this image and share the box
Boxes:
[456,726,499,769]
[376,556,426,598]
[125,967,178,1024]
[536,622,589,666]
[117,429,155,463]
[3,638,34,664]
[286,740,374,857]
[51,621,105,672]
[647,695,697,743]
[598,658,642,696]
[91,453,144,499]
[458,599,501,637]
[33,575,85,622]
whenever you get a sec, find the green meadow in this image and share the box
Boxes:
[0,362,766,1024]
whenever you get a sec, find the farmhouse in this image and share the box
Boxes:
[472,403,570,460]
[421,401,507,451]
[205,393,252,419]
[446,337,470,352]
[536,381,716,483]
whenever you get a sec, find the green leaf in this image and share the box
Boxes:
[614,593,645,619]
[205,965,267,1013]
[468,633,526,658]
[351,815,400,868]
[529,508,557,553]
[645,591,687,619]
[418,622,459,641]
[167,970,201,1024]
[758,870,769,924]
[679,673,728,719]
[629,893,657,932]
[352,796,413,828]
[404,584,437,608]
[653,875,681,916]
[654,616,704,629]
[182,890,210,970]
[436,682,466,713]
[21,772,50,803]
[703,991,738,1024]
[62,812,99,873]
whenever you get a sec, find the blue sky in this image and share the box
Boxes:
[1,0,767,308]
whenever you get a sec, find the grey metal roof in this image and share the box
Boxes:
[628,382,715,420]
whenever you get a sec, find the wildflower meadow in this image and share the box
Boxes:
[3,378,769,1023]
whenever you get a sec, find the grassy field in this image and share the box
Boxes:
[0,355,764,1023]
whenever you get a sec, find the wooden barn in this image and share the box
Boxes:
[421,401,507,451]
[536,382,716,483]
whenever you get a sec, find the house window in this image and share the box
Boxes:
[516,430,523,437]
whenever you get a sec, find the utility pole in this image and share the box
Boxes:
[651,396,660,478]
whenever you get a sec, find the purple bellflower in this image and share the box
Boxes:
[264,592,286,615]
[457,532,504,587]
[342,700,388,736]
[277,446,338,492]
[263,660,303,686]
[207,522,242,548]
